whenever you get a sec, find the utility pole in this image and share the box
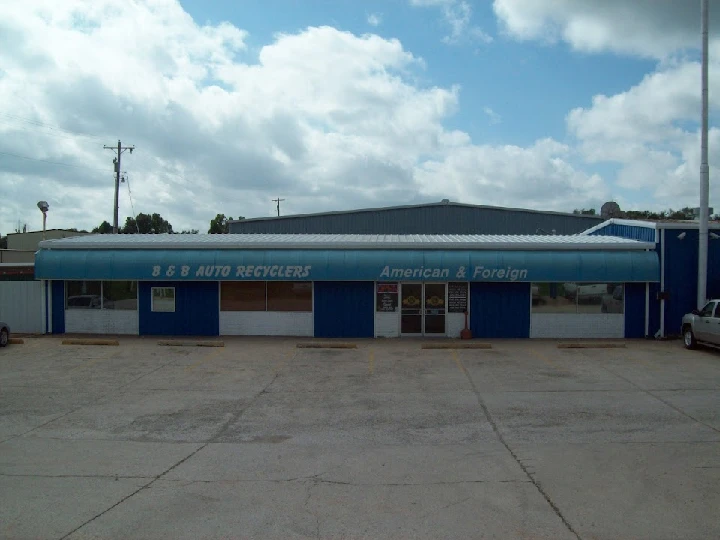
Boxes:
[272,198,285,217]
[698,0,710,308]
[103,140,135,234]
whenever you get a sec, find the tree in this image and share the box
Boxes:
[122,213,174,234]
[208,213,243,234]
[178,229,199,234]
[573,208,597,216]
[92,221,113,234]
[623,207,696,221]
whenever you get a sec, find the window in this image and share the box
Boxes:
[700,301,716,318]
[267,282,312,312]
[532,283,624,314]
[66,281,137,310]
[219,282,312,311]
[376,283,399,312]
[221,282,266,311]
[152,287,175,312]
[66,281,102,309]
[102,281,137,310]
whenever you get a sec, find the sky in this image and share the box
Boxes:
[1,0,719,235]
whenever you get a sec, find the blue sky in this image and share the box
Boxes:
[0,0,717,234]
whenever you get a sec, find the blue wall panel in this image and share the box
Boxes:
[470,282,530,338]
[314,281,374,338]
[662,230,701,336]
[51,280,65,334]
[647,282,661,338]
[624,283,646,338]
[655,229,720,336]
[139,281,219,336]
[589,223,657,243]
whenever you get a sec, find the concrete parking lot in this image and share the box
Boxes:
[1,337,719,539]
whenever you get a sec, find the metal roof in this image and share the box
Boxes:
[229,200,603,224]
[38,233,655,251]
[582,218,720,234]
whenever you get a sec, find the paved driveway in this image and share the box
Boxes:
[1,337,719,539]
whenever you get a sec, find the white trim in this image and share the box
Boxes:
[645,282,650,337]
[43,280,49,334]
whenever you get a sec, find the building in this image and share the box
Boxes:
[6,229,89,251]
[34,233,658,339]
[229,201,604,235]
[583,218,720,338]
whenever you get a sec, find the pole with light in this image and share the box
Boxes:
[37,201,49,240]
[698,0,710,309]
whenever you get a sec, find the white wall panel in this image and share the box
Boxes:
[446,313,466,338]
[0,281,45,333]
[65,310,138,335]
[220,312,313,336]
[375,312,399,337]
[530,313,624,339]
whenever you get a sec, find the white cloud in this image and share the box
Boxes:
[483,107,502,125]
[0,0,606,236]
[493,0,720,59]
[566,53,720,210]
[409,0,492,45]
[367,13,382,27]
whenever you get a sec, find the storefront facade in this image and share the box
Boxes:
[35,234,659,339]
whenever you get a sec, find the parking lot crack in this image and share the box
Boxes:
[58,443,208,540]
[452,351,582,540]
[209,370,283,443]
[596,362,720,435]
[0,473,152,480]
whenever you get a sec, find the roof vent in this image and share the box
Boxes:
[441,199,450,204]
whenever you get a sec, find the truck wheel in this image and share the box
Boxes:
[0,329,7,347]
[683,327,697,350]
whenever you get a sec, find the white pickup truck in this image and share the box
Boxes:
[682,300,720,349]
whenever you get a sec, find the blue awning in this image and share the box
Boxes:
[35,248,659,283]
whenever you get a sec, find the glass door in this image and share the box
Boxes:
[401,283,423,334]
[424,283,447,334]
[400,283,447,335]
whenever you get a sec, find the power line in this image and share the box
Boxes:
[0,150,108,173]
[124,172,141,233]
[0,113,107,142]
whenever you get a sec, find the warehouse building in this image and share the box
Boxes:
[34,232,658,339]
[229,201,604,235]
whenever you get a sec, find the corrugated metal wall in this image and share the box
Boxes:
[0,281,44,333]
[659,229,720,336]
[314,281,374,338]
[230,204,603,235]
[139,281,219,336]
[470,282,531,338]
[588,223,657,243]
[624,283,646,338]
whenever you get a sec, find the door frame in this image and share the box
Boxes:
[400,282,448,336]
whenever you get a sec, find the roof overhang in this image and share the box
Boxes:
[35,248,659,283]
